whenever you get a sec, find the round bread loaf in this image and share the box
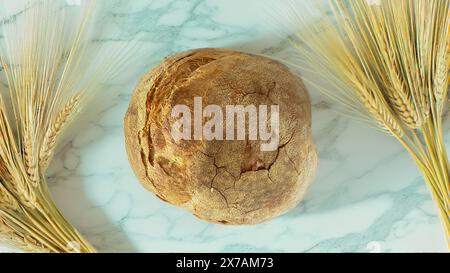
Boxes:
[124,48,317,225]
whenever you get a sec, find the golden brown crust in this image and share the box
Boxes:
[124,48,317,225]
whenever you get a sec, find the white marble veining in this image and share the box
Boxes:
[1,0,447,253]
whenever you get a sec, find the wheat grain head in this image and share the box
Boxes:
[432,0,450,114]
[39,93,81,170]
[0,96,37,207]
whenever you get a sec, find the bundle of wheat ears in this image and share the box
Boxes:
[0,0,135,252]
[288,0,450,248]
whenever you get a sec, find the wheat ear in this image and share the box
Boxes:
[39,94,81,170]
[23,133,39,186]
[383,47,422,129]
[434,45,449,114]
[356,86,404,138]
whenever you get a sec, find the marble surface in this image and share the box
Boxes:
[1,0,448,253]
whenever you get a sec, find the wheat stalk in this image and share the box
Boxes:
[0,215,49,252]
[0,0,141,253]
[287,0,450,249]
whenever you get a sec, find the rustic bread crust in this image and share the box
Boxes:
[124,48,317,225]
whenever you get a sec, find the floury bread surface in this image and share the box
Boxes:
[124,48,317,225]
